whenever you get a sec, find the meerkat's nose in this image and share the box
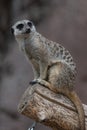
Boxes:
[25,28,31,34]
[11,27,14,34]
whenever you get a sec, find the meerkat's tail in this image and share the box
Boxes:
[51,85,85,130]
[55,87,85,130]
[67,90,85,130]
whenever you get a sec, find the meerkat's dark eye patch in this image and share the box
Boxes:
[16,23,24,30]
[27,21,32,27]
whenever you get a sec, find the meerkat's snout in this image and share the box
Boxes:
[25,28,31,34]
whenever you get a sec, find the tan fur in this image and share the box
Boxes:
[12,20,85,130]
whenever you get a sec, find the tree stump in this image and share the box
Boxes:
[18,84,87,130]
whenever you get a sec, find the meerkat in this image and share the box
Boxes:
[11,20,85,130]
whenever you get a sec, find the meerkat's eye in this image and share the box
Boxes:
[27,21,32,28]
[16,23,24,30]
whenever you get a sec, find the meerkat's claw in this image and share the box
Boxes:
[36,78,44,85]
[30,79,46,86]
[36,78,48,87]
[30,80,37,85]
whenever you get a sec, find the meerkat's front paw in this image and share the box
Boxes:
[30,78,50,88]
[36,78,49,87]
[35,78,44,85]
[29,79,44,85]
[30,79,37,85]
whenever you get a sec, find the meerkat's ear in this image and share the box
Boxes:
[11,27,14,34]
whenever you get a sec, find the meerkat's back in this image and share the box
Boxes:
[39,34,76,72]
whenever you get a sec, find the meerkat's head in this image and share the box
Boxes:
[11,20,36,39]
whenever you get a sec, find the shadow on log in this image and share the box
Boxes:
[18,84,87,130]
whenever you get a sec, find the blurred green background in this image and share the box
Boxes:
[0,0,87,130]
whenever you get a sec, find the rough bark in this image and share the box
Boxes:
[18,84,87,130]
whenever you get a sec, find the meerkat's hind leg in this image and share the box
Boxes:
[35,62,62,88]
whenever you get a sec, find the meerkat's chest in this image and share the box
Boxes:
[24,39,47,61]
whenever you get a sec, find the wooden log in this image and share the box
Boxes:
[18,84,87,130]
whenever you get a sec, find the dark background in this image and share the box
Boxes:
[0,0,87,130]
